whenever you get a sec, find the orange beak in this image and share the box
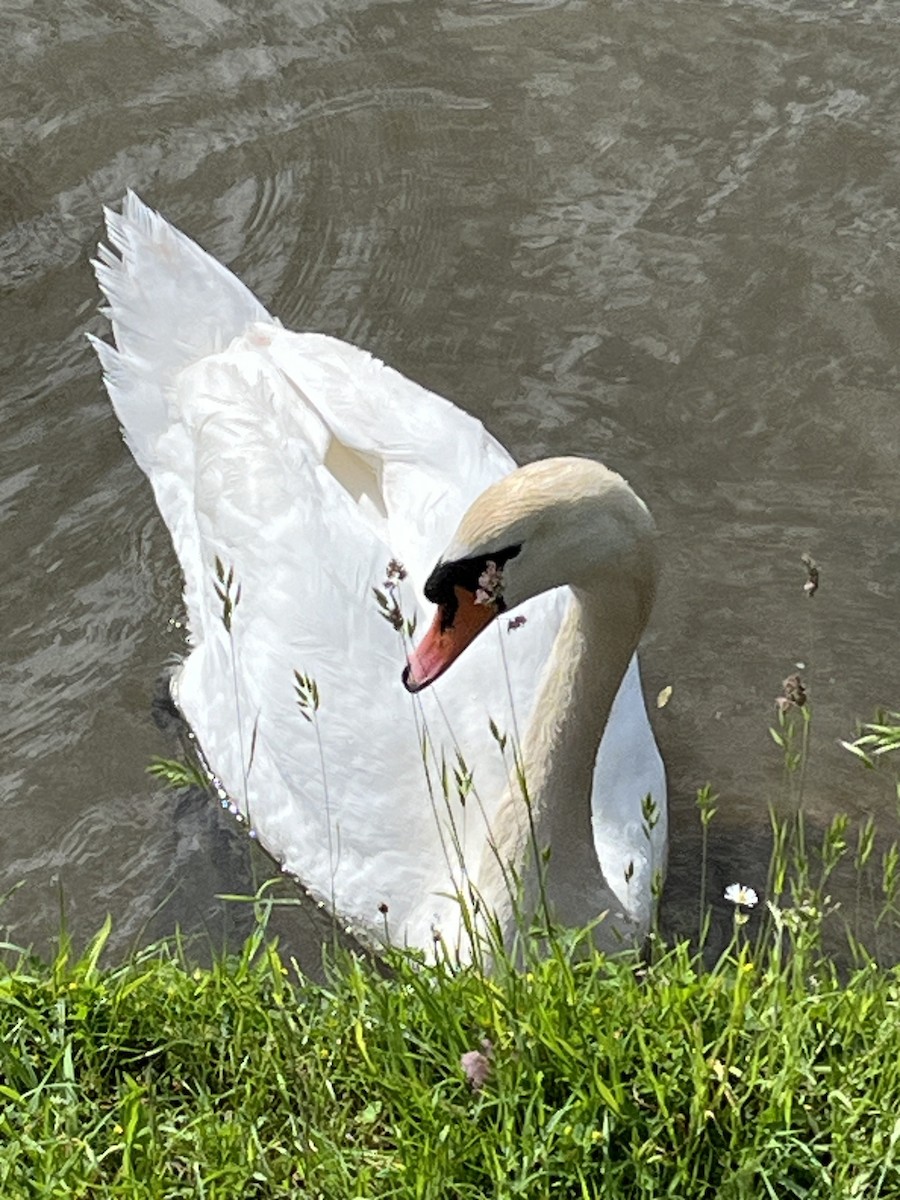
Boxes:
[403,586,498,692]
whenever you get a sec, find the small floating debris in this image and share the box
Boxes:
[801,552,819,598]
[776,674,807,713]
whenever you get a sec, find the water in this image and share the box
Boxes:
[3,0,899,964]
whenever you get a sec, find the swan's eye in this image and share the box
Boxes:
[424,544,521,629]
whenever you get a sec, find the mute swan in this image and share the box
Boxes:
[91,192,666,957]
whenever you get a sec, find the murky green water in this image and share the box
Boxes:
[2,0,899,963]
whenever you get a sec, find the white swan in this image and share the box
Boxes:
[91,192,666,957]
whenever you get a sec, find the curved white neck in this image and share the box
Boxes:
[478,576,647,940]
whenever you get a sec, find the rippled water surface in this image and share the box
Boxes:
[3,0,899,963]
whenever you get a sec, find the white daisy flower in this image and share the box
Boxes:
[724,883,759,908]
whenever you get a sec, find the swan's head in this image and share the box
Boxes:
[403,456,657,692]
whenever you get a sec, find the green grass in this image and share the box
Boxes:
[3,892,900,1199]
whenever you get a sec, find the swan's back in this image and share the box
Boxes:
[92,194,665,953]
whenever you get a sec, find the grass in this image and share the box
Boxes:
[1,918,899,1198]
[4,827,900,1199]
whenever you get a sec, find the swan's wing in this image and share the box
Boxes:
[166,333,566,948]
[91,192,565,947]
[254,327,516,584]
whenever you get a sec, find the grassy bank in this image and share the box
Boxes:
[4,706,899,1199]
[3,898,900,1199]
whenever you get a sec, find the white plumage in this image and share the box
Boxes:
[92,192,666,956]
